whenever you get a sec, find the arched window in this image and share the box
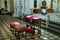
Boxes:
[34,0,37,8]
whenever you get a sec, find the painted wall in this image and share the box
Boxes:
[30,0,59,12]
[45,0,51,8]
[30,0,51,8]
[30,0,42,8]
[53,0,59,11]
[30,0,34,8]
[25,0,30,14]
[7,0,11,12]
[21,0,24,15]
[7,0,14,12]
[0,0,5,8]
[0,0,60,16]
[37,0,42,8]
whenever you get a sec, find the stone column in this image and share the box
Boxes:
[59,0,60,12]
[12,0,16,17]
[20,0,22,16]
[6,0,10,12]
[24,0,26,15]
[10,0,14,12]
[1,0,5,8]
[13,0,21,17]
[25,0,30,14]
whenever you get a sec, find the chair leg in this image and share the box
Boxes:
[13,28,15,34]
[14,30,17,36]
[12,28,14,34]
[10,27,11,31]
[17,32,20,39]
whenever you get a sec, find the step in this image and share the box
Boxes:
[41,22,60,29]
[41,25,60,33]
[42,20,60,26]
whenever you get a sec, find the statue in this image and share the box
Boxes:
[41,0,46,9]
[42,0,46,7]
[41,0,47,15]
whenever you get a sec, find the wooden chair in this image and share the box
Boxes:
[10,22,20,33]
[15,24,35,39]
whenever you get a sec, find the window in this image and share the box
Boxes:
[34,0,37,8]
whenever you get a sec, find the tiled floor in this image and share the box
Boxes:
[0,15,60,40]
[41,29,60,40]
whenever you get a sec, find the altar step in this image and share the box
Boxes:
[42,22,60,29]
[41,20,60,34]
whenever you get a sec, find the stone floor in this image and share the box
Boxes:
[0,15,60,40]
[41,29,60,40]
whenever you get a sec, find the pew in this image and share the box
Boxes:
[10,22,20,32]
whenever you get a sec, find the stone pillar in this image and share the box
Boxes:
[1,0,5,8]
[10,0,14,12]
[6,0,11,12]
[12,0,16,17]
[24,0,26,15]
[59,0,60,12]
[13,0,21,17]
[25,0,30,14]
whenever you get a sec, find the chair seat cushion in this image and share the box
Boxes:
[25,15,33,19]
[26,28,35,35]
[32,17,41,22]
[10,22,20,28]
[15,24,27,32]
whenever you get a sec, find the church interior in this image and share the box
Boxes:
[0,0,60,40]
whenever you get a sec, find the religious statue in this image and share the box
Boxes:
[41,0,47,9]
[42,0,46,7]
[41,0,47,15]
